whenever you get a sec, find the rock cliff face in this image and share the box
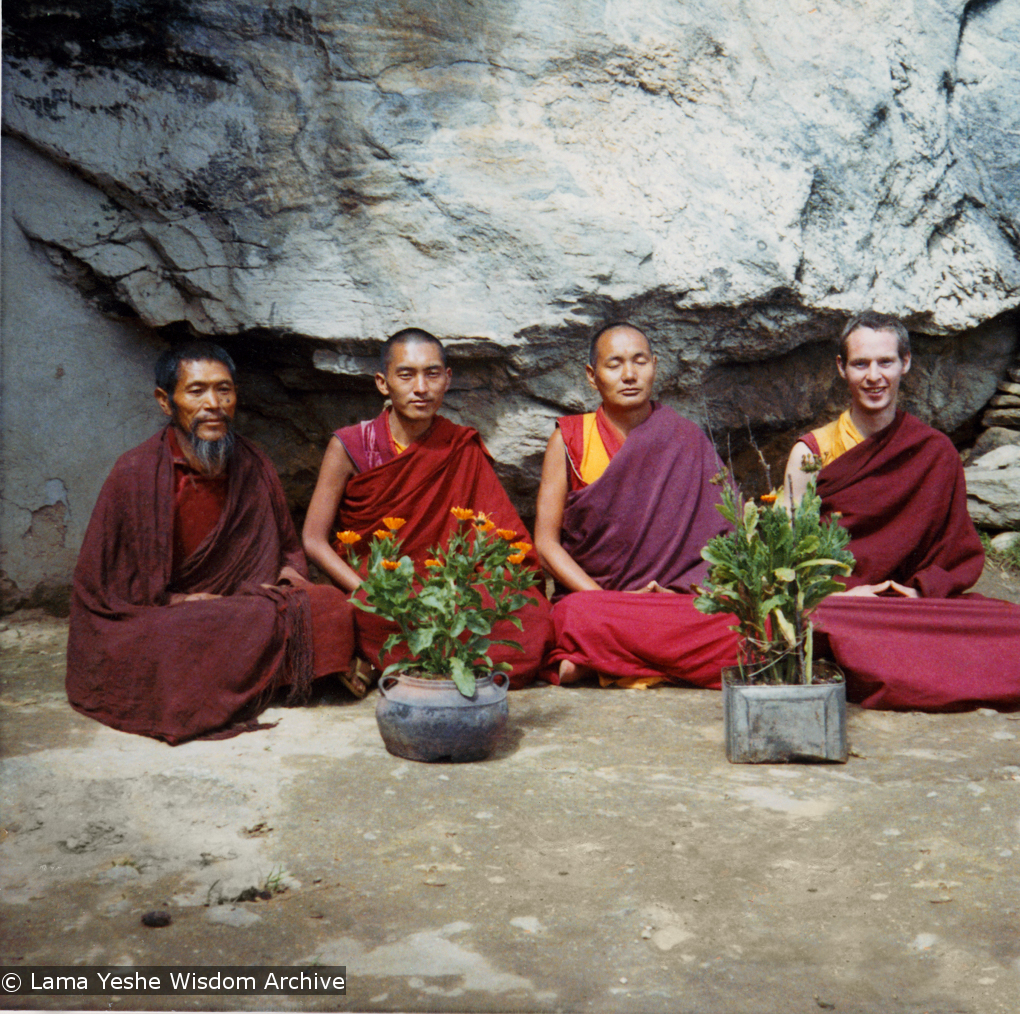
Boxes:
[2,0,1019,608]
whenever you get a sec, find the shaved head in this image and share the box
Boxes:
[379,328,446,374]
[588,321,652,366]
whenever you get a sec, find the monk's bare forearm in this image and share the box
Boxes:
[534,428,601,593]
[303,535,363,593]
[303,436,363,593]
[535,540,602,593]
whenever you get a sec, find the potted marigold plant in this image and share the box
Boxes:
[694,477,855,763]
[335,509,538,762]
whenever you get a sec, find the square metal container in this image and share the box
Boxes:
[723,672,848,764]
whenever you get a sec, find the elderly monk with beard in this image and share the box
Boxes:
[785,310,1020,711]
[302,328,553,691]
[66,342,355,744]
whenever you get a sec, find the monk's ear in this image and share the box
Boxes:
[836,356,847,380]
[585,362,597,389]
[155,387,173,418]
[374,371,390,398]
[901,352,911,375]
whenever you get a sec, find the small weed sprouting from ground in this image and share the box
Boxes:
[980,531,1020,575]
[262,864,291,895]
[205,866,293,906]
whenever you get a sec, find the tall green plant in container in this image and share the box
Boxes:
[695,478,855,762]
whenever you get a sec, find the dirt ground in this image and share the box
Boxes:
[1,566,1018,1014]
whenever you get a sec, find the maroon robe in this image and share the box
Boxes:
[809,411,1020,711]
[334,412,554,689]
[547,405,740,686]
[67,427,355,744]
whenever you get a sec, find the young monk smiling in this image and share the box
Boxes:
[784,310,1020,710]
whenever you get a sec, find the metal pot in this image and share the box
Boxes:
[722,662,848,764]
[375,671,509,763]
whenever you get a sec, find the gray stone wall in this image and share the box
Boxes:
[2,0,1018,610]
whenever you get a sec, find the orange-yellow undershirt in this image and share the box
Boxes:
[576,412,613,485]
[810,410,864,466]
[386,411,407,455]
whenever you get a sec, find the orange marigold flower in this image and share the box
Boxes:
[425,558,442,568]
[507,551,527,565]
[450,507,474,520]
[382,516,406,531]
[373,529,390,540]
[760,492,779,505]
[474,519,496,533]
[380,559,400,571]
[335,530,360,545]
[510,541,531,552]
[496,528,517,541]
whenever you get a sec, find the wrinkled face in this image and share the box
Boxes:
[838,327,910,417]
[156,359,237,442]
[586,326,657,411]
[375,340,451,424]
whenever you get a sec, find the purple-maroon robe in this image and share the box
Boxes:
[548,405,740,685]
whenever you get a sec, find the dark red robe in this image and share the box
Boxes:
[67,427,355,744]
[547,405,740,686]
[334,412,554,688]
[809,411,1020,711]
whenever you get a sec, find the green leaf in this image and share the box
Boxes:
[448,656,476,697]
[773,567,796,582]
[795,558,853,571]
[407,627,435,655]
[463,611,493,635]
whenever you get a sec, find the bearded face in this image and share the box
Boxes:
[177,409,235,476]
[160,359,238,476]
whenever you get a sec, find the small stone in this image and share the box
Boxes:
[990,393,1020,408]
[991,531,1020,552]
[982,407,1020,427]
[206,904,262,928]
[972,445,1020,469]
[992,731,1017,740]
[510,916,543,934]
[971,427,1020,459]
[141,910,172,928]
